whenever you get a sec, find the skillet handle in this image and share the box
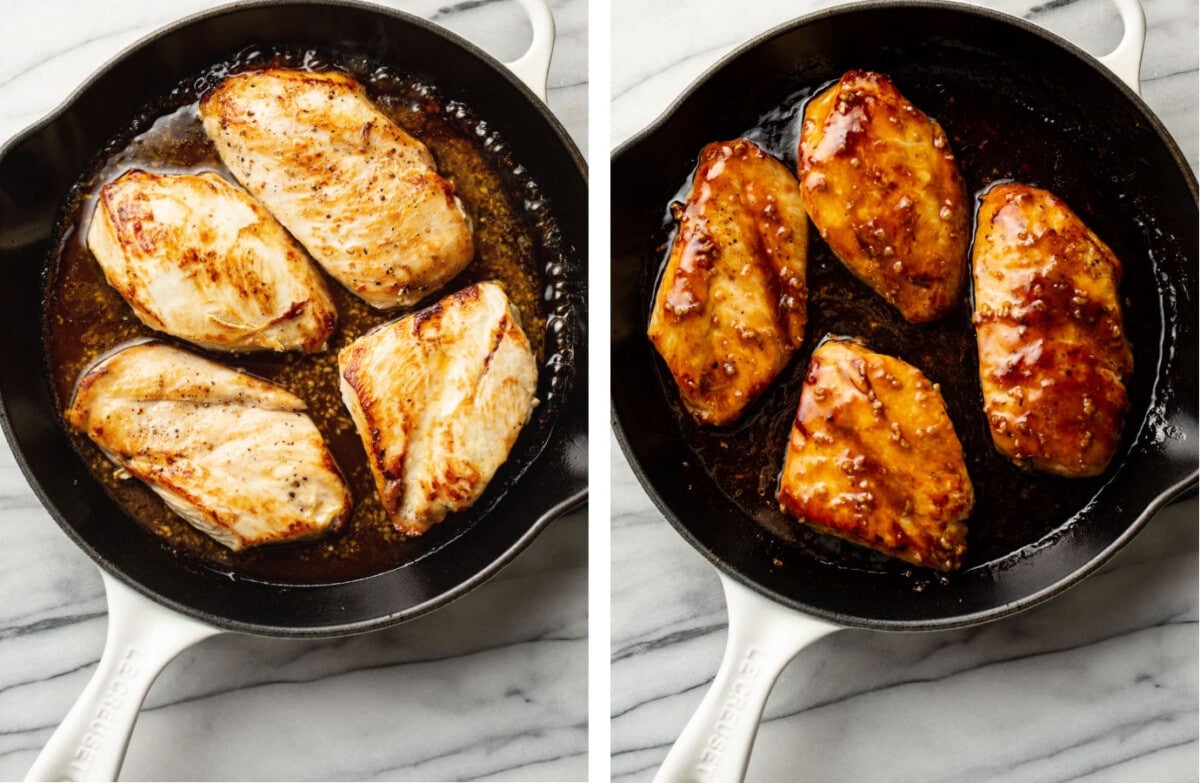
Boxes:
[503,0,556,102]
[653,574,839,783]
[25,572,221,782]
[1097,0,1145,95]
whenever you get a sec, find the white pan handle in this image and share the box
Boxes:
[25,572,221,782]
[653,573,840,783]
[1097,0,1146,95]
[503,0,556,102]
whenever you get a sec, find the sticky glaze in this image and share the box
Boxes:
[647,48,1174,580]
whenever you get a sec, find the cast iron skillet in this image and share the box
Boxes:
[0,0,584,778]
[612,0,1195,779]
[2,0,586,636]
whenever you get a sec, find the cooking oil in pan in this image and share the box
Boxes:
[44,46,578,584]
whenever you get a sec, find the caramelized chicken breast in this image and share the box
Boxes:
[200,68,474,309]
[87,169,336,353]
[972,183,1133,477]
[777,338,973,571]
[338,282,537,535]
[67,342,350,551]
[647,139,808,426]
[799,70,968,322]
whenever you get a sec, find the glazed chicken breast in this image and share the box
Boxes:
[972,183,1133,477]
[87,169,337,353]
[200,67,474,309]
[799,70,968,322]
[777,338,973,571]
[67,342,351,551]
[338,282,538,535]
[647,138,808,426]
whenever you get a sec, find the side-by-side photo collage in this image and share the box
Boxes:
[0,0,1194,781]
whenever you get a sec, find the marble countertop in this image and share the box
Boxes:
[610,0,1198,781]
[0,1,587,781]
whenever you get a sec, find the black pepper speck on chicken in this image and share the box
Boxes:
[67,342,351,551]
[200,68,474,309]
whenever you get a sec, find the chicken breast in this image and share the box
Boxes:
[972,183,1133,477]
[799,70,968,322]
[339,282,537,535]
[87,169,337,353]
[200,67,474,309]
[777,338,973,571]
[66,342,351,551]
[647,138,808,426]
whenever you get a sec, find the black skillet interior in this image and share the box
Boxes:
[0,0,587,636]
[612,1,1197,630]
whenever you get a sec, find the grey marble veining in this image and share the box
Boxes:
[610,1,1198,780]
[0,1,587,780]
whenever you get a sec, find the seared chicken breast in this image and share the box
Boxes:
[799,70,968,322]
[67,342,351,551]
[972,183,1133,477]
[87,169,337,353]
[777,338,973,571]
[339,282,537,535]
[648,139,808,426]
[200,68,474,309]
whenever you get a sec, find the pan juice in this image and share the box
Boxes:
[645,44,1170,581]
[44,46,577,584]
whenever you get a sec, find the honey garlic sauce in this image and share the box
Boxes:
[45,49,568,584]
[651,49,1171,580]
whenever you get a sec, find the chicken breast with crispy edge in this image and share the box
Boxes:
[338,281,538,535]
[67,341,351,551]
[972,182,1133,477]
[87,169,337,353]
[799,70,968,323]
[777,338,973,571]
[200,67,474,309]
[648,138,808,426]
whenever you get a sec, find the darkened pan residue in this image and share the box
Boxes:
[647,40,1179,583]
[43,46,577,585]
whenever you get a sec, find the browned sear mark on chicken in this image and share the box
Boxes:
[338,282,538,535]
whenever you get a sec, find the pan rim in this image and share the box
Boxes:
[0,0,588,181]
[0,0,588,637]
[610,0,1198,632]
[95,490,589,638]
[612,0,1197,198]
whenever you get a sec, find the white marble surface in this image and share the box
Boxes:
[0,1,587,781]
[610,1,1198,781]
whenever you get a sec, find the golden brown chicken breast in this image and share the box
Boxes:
[200,68,474,309]
[777,338,973,571]
[799,70,968,322]
[87,169,337,353]
[338,282,538,535]
[67,342,351,551]
[647,138,808,426]
[972,183,1133,477]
